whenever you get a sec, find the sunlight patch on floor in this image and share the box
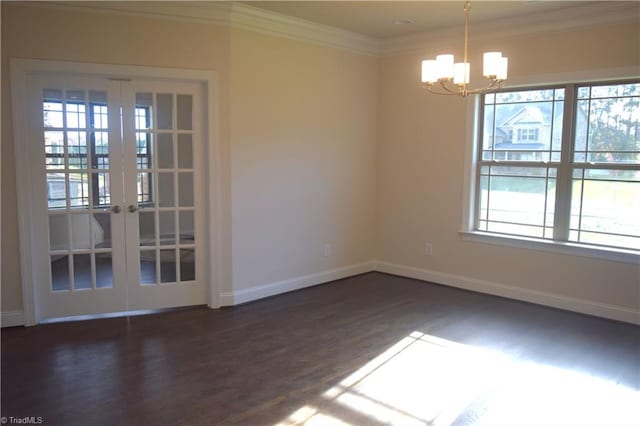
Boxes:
[468,361,640,425]
[275,331,640,425]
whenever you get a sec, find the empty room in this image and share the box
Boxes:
[1,1,639,424]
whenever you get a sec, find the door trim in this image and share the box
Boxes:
[10,58,222,325]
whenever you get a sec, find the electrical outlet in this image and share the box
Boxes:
[323,243,331,257]
[424,242,433,256]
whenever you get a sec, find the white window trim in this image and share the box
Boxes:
[459,231,640,264]
[460,66,640,265]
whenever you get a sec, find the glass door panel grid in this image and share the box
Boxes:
[44,88,114,291]
[136,92,196,285]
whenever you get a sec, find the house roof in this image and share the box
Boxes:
[501,106,545,127]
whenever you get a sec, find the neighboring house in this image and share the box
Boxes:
[493,106,550,161]
[488,103,589,161]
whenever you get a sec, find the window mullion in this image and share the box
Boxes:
[553,84,576,242]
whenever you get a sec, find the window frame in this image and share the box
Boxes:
[461,78,640,264]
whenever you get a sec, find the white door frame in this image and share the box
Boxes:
[11,58,223,325]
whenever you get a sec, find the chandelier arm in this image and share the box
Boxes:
[420,82,458,96]
[463,79,504,95]
[421,78,504,97]
[427,87,462,96]
[438,80,463,94]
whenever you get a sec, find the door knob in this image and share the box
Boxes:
[128,205,138,213]
[111,205,121,214]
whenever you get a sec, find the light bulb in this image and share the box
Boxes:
[421,60,438,83]
[436,54,454,80]
[453,63,470,85]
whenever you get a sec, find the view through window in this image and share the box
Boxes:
[477,81,640,251]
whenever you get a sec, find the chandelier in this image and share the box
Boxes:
[421,1,508,97]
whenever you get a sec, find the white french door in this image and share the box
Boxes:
[25,73,207,320]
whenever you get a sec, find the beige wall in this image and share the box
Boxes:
[1,3,232,311]
[1,3,377,312]
[377,22,640,311]
[229,28,377,291]
[1,2,638,318]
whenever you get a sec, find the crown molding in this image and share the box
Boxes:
[228,3,379,56]
[380,1,640,57]
[17,1,379,56]
[11,1,637,58]
[23,1,232,26]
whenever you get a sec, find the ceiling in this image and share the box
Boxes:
[242,1,586,39]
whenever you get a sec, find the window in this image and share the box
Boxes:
[475,81,640,252]
[517,128,539,142]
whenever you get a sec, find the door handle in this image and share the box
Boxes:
[111,205,121,214]
[128,205,138,213]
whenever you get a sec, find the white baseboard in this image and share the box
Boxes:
[9,261,631,326]
[220,260,639,324]
[373,261,640,325]
[220,261,375,306]
[1,310,25,327]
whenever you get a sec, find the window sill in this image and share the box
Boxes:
[459,231,640,265]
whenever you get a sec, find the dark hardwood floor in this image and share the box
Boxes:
[2,272,639,425]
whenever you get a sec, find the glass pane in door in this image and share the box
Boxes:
[177,95,192,130]
[178,173,194,207]
[50,255,70,291]
[158,211,175,245]
[139,250,157,285]
[160,249,177,283]
[157,94,173,130]
[180,249,195,281]
[179,211,194,244]
[95,253,114,289]
[177,134,193,169]
[44,88,116,291]
[73,254,92,290]
[157,133,173,169]
[157,173,174,207]
[49,214,69,250]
